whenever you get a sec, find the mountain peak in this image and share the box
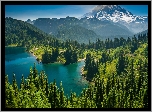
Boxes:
[26,19,31,22]
[26,19,34,24]
[81,5,122,19]
[83,5,137,23]
[81,5,148,34]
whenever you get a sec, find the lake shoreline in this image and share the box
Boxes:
[80,62,95,84]
[5,46,92,95]
[5,46,91,83]
[29,49,86,66]
[30,50,92,83]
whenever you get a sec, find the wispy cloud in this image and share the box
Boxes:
[76,5,96,12]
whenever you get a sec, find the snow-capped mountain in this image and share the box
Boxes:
[25,5,147,42]
[82,5,148,34]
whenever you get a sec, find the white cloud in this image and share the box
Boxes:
[77,5,97,12]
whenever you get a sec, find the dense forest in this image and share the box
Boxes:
[5,17,148,108]
[56,25,100,43]
[32,17,133,42]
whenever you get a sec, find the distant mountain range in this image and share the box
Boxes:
[82,5,148,34]
[25,5,148,43]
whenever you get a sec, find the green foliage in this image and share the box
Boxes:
[64,47,78,65]
[5,17,148,108]
[56,25,100,44]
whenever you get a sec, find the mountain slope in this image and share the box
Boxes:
[82,5,148,34]
[5,17,57,46]
[25,19,34,24]
[28,16,133,41]
[133,29,148,38]
[24,5,148,42]
[79,18,133,38]
[56,25,101,43]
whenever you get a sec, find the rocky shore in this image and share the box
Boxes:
[29,50,42,63]
[80,65,85,76]
[80,65,93,82]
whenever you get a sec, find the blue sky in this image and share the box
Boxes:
[5,5,148,21]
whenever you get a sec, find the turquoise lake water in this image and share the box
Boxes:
[5,47,89,96]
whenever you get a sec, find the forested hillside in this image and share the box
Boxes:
[32,17,133,42]
[5,16,148,108]
[56,25,101,43]
[5,17,59,47]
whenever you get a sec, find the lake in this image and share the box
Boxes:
[5,47,89,96]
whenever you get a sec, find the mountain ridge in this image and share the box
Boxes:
[82,5,148,34]
[24,5,148,42]
[26,16,133,41]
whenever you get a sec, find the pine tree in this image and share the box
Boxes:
[5,75,11,108]
[20,74,25,89]
[12,73,18,97]
[59,81,65,108]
